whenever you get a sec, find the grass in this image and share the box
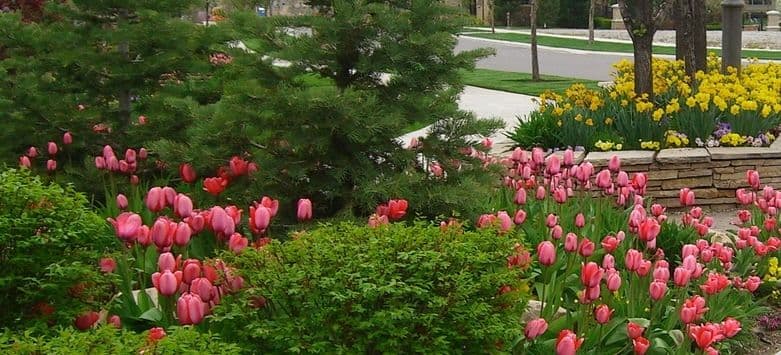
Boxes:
[461,68,599,96]
[462,32,781,60]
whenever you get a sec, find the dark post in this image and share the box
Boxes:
[721,0,743,73]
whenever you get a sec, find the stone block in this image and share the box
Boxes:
[713,180,748,189]
[656,148,710,164]
[648,170,679,180]
[649,188,720,199]
[678,169,712,178]
[730,160,761,167]
[713,167,735,174]
[661,176,713,190]
[707,147,781,160]
[757,165,781,177]
[585,150,656,166]
[696,197,739,205]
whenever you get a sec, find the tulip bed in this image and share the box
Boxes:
[4,126,781,354]
[509,56,781,151]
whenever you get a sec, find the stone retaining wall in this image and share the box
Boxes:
[570,140,781,209]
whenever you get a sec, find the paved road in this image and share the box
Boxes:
[455,36,633,81]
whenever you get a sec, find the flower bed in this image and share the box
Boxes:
[509,56,781,152]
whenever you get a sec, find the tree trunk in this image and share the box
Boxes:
[588,0,595,44]
[118,8,132,126]
[691,0,707,73]
[675,0,695,75]
[531,0,540,81]
[490,0,495,33]
[634,35,654,97]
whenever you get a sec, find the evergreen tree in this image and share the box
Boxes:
[0,1,225,172]
[159,0,503,221]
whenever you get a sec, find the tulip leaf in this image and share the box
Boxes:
[139,308,162,322]
[668,329,684,346]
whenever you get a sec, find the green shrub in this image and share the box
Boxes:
[506,110,562,149]
[212,222,530,353]
[0,326,242,354]
[594,17,612,29]
[0,168,115,329]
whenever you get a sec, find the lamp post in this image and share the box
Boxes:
[721,0,743,73]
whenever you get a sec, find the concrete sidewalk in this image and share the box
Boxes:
[398,86,539,154]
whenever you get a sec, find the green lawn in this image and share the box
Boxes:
[463,32,781,60]
[461,68,600,96]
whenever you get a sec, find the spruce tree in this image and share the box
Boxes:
[158,0,503,221]
[0,1,224,169]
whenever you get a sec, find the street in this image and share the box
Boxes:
[455,36,634,81]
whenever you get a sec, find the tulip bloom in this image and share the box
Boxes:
[179,163,197,183]
[580,262,602,287]
[679,188,695,206]
[524,318,548,340]
[148,327,166,342]
[27,146,38,158]
[177,292,206,325]
[625,249,642,271]
[19,156,31,168]
[564,233,578,253]
[107,212,143,242]
[633,336,650,355]
[563,149,574,165]
[174,194,194,218]
[100,257,116,273]
[203,177,228,196]
[151,218,173,251]
[513,210,527,225]
[578,239,595,257]
[638,218,660,242]
[174,222,192,247]
[649,280,667,301]
[368,213,389,228]
[595,169,612,189]
[608,155,620,172]
[387,199,408,220]
[190,277,215,302]
[62,131,73,145]
[514,187,527,205]
[297,198,313,222]
[546,214,558,228]
[74,311,99,330]
[688,324,724,349]
[228,233,249,253]
[601,235,619,253]
[555,329,583,355]
[250,205,272,233]
[116,194,128,210]
[606,271,621,291]
[108,315,121,329]
[152,270,181,296]
[146,187,166,212]
[46,159,57,171]
[537,241,556,266]
[211,206,236,237]
[574,213,585,228]
[47,142,58,156]
[594,304,613,324]
[747,169,761,190]
[627,322,644,339]
[722,317,741,338]
[229,156,249,176]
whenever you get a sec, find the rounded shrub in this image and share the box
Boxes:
[0,168,115,329]
[212,222,530,353]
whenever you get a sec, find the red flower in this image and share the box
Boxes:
[179,163,197,184]
[148,327,166,342]
[203,177,228,196]
[387,199,408,220]
[74,311,99,330]
[633,336,650,355]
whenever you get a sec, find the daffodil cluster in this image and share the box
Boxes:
[530,55,781,151]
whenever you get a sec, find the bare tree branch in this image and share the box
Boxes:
[653,0,673,25]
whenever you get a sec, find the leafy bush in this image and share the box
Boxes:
[505,110,561,149]
[0,326,242,354]
[212,222,530,353]
[0,168,115,329]
[594,17,612,29]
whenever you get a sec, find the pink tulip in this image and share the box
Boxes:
[601,235,619,253]
[679,188,695,206]
[594,304,613,324]
[531,148,544,165]
[580,262,602,287]
[578,238,595,257]
[637,260,652,277]
[625,249,642,271]
[547,155,561,175]
[745,276,761,292]
[550,225,563,239]
[173,194,194,218]
[595,169,612,189]
[190,277,215,302]
[633,336,650,355]
[95,156,106,170]
[524,318,548,339]
[653,266,670,282]
[513,210,527,225]
[497,211,512,233]
[638,218,660,242]
[114,194,128,210]
[606,270,621,291]
[608,155,620,172]
[627,322,644,339]
[108,315,121,329]
[177,292,206,325]
[228,233,249,253]
[722,317,741,338]
[602,254,615,269]
[536,186,546,200]
[27,146,38,158]
[151,218,173,251]
[153,270,180,296]
[563,149,574,165]
[251,205,272,232]
[158,252,176,272]
[124,149,136,164]
[46,159,57,171]
[47,142,58,155]
[537,241,556,266]
[649,280,667,300]
[62,131,73,145]
[555,329,583,355]
[747,169,761,190]
[174,222,192,247]
[553,187,567,203]
[616,171,629,187]
[19,156,31,168]
[138,148,148,160]
[146,187,166,212]
[546,214,558,228]
[107,212,143,242]
[514,187,527,205]
[297,198,313,222]
[564,233,578,252]
[183,261,201,284]
[211,206,236,237]
[574,213,585,228]
[162,187,176,206]
[100,257,116,273]
[368,213,389,228]
[260,196,280,217]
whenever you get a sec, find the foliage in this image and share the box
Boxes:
[594,16,612,29]
[0,325,242,354]
[0,168,114,329]
[510,57,781,151]
[505,110,562,149]
[536,0,560,27]
[211,222,530,353]
[155,1,503,221]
